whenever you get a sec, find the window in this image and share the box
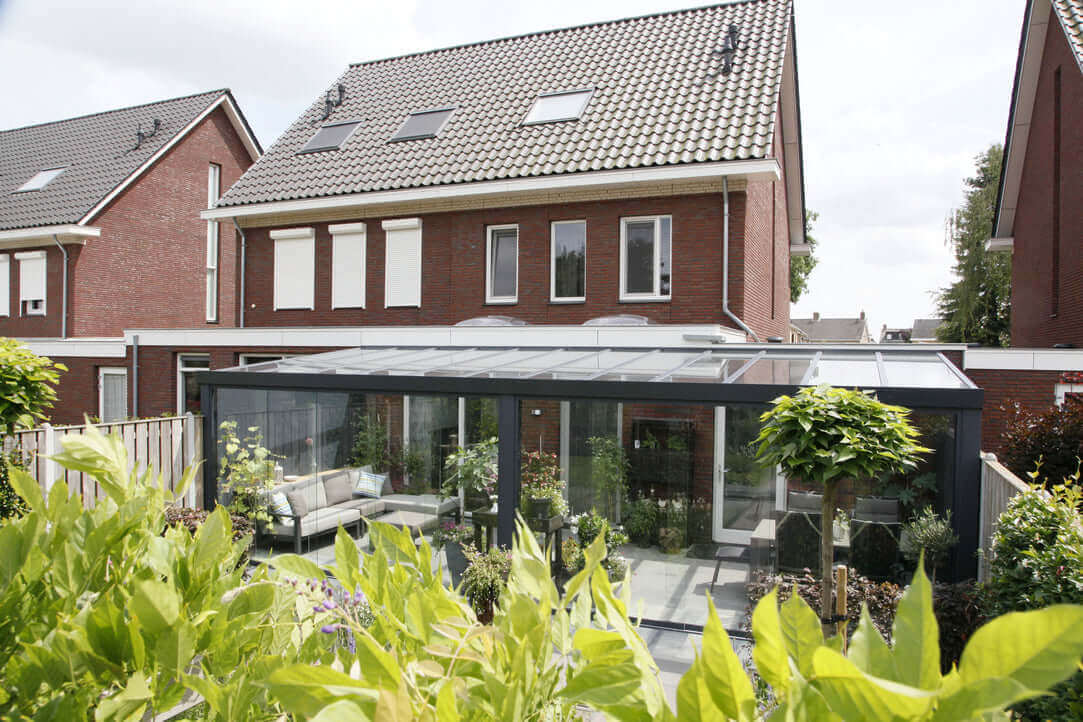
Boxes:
[523,89,593,125]
[486,225,518,304]
[0,255,8,317]
[15,167,65,192]
[1055,383,1083,407]
[177,355,209,415]
[298,120,360,153]
[239,354,287,366]
[330,222,366,309]
[271,227,315,310]
[619,216,671,301]
[383,218,422,308]
[390,107,455,141]
[15,251,46,315]
[98,368,128,423]
[551,220,586,302]
[206,163,221,322]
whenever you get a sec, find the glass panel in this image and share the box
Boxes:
[490,228,518,298]
[805,358,881,387]
[391,108,453,141]
[624,221,655,295]
[733,358,812,385]
[566,401,620,518]
[299,121,360,153]
[722,406,774,531]
[882,361,966,388]
[524,89,593,124]
[407,395,459,493]
[659,216,671,296]
[553,221,586,299]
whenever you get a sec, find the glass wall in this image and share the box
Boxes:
[407,396,458,494]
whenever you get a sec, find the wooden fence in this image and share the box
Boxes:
[978,452,1030,582]
[4,414,204,510]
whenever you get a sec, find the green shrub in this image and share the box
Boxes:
[461,546,512,621]
[216,420,277,528]
[1000,398,1083,487]
[984,483,1083,720]
[0,450,29,521]
[900,507,958,584]
[933,581,985,673]
[0,337,66,436]
[624,496,659,545]
[348,411,390,471]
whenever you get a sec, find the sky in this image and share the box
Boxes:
[0,0,1025,338]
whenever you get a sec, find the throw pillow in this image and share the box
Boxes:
[323,471,353,506]
[269,491,292,518]
[355,470,388,499]
[285,489,309,518]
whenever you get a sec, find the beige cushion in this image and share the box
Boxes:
[381,493,458,516]
[323,471,354,506]
[336,497,386,517]
[272,507,362,537]
[285,489,309,517]
[280,477,328,516]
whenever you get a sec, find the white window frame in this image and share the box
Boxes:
[1055,383,1083,406]
[382,218,423,308]
[619,215,672,302]
[329,222,367,309]
[271,227,316,310]
[239,354,291,366]
[550,220,586,303]
[176,354,210,415]
[15,250,47,316]
[485,224,519,305]
[98,367,128,423]
[0,254,9,317]
[206,163,221,322]
[522,88,594,125]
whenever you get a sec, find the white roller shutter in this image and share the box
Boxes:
[0,255,9,316]
[330,223,366,309]
[271,228,315,310]
[383,218,422,308]
[99,368,128,423]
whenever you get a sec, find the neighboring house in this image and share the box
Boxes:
[910,318,944,343]
[880,326,912,343]
[790,311,872,344]
[2,90,262,423]
[788,322,809,343]
[968,0,1083,453]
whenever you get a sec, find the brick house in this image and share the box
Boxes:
[1,90,261,423]
[968,0,1083,454]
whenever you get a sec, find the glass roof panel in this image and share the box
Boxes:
[882,360,968,389]
[804,358,881,387]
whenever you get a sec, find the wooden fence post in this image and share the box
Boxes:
[41,423,60,493]
[835,564,848,652]
[185,413,198,508]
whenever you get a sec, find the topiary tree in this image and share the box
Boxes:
[756,385,928,632]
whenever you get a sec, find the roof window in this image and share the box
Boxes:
[298,120,360,154]
[523,89,593,125]
[390,107,455,142]
[15,167,65,192]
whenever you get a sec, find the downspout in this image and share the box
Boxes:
[722,177,760,341]
[131,334,139,418]
[51,235,68,338]
[233,218,247,328]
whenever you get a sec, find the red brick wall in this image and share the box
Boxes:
[1010,10,1083,347]
[48,355,130,426]
[965,367,1062,454]
[0,244,73,337]
[239,192,780,336]
[65,107,253,337]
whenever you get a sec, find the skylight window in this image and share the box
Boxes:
[15,167,65,192]
[523,89,593,125]
[390,107,455,142]
[298,120,361,154]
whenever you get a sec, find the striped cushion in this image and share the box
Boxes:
[354,470,388,499]
[269,491,292,518]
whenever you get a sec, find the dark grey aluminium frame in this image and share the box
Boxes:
[198,346,983,581]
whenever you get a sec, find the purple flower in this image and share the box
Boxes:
[314,603,325,613]
[323,599,337,610]
[320,624,339,634]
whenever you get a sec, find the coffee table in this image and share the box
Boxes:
[367,510,439,550]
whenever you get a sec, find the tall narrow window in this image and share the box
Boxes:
[206,163,221,322]
[1052,66,1062,317]
[0,255,9,317]
[551,220,586,302]
[99,368,128,422]
[486,225,518,304]
[619,216,671,301]
[383,218,422,308]
[330,222,366,309]
[176,355,209,415]
[15,251,46,316]
[271,227,315,310]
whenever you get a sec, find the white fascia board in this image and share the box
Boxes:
[80,94,259,224]
[201,159,782,222]
[0,224,100,250]
[18,338,126,358]
[985,237,1014,252]
[965,348,1083,371]
[218,94,262,161]
[789,243,811,257]
[780,23,807,246]
[995,0,1050,239]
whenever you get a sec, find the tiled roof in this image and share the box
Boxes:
[0,90,228,231]
[1053,0,1083,69]
[911,318,943,340]
[791,317,870,343]
[217,0,792,208]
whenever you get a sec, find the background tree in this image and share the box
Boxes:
[789,210,820,303]
[756,385,927,632]
[936,144,1010,346]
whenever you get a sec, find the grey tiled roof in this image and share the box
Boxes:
[1053,0,1083,70]
[911,318,943,341]
[791,318,870,343]
[218,0,792,208]
[0,90,228,231]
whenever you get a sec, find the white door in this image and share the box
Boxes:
[713,406,781,544]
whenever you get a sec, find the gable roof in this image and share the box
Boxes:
[790,317,871,343]
[911,318,943,341]
[0,90,260,233]
[991,0,1082,241]
[217,0,798,211]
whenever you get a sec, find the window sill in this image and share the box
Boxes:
[618,296,671,304]
[485,299,518,306]
[549,298,586,305]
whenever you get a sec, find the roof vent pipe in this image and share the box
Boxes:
[722,177,760,342]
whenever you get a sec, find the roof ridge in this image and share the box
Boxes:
[349,0,765,69]
[0,88,228,135]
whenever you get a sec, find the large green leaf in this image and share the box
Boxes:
[848,605,895,680]
[676,655,727,722]
[929,677,1037,721]
[752,587,791,694]
[958,604,1083,691]
[270,553,325,582]
[891,559,940,689]
[780,588,823,678]
[560,663,645,707]
[701,596,756,721]
[810,648,934,721]
[130,579,181,637]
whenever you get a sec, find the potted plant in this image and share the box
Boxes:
[624,497,658,547]
[443,437,498,510]
[394,444,428,493]
[432,521,476,587]
[900,506,958,584]
[460,546,511,624]
[587,436,628,521]
[349,412,390,472]
[217,420,278,530]
[656,497,688,554]
[520,450,567,520]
